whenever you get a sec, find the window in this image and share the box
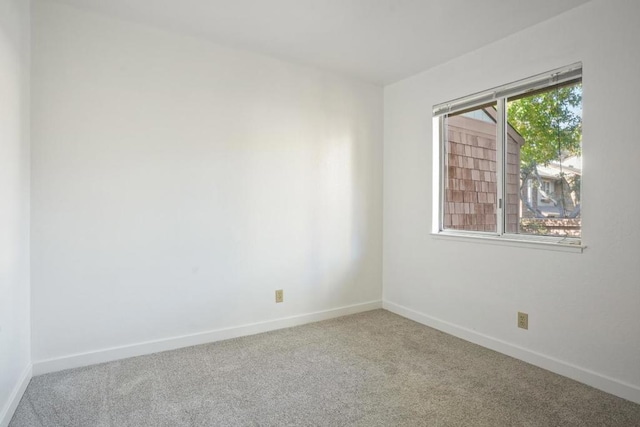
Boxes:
[434,64,583,246]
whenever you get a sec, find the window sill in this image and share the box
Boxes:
[431,231,585,253]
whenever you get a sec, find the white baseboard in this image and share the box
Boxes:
[383,300,640,405]
[0,364,32,427]
[33,300,382,376]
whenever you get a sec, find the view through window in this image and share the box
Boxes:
[508,82,582,237]
[437,65,582,241]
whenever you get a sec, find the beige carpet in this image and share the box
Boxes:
[10,309,640,426]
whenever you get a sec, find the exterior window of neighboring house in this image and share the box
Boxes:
[538,180,553,205]
[434,63,582,245]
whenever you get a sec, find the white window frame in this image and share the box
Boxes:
[432,63,585,253]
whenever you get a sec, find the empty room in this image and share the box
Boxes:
[2,0,640,425]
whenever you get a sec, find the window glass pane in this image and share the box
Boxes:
[506,81,582,237]
[443,103,498,232]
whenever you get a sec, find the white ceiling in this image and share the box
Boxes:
[50,0,591,85]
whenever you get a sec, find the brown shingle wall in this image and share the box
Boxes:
[505,139,520,233]
[443,115,520,232]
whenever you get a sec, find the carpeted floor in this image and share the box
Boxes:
[10,309,640,426]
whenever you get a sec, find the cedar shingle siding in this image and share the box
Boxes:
[444,113,521,232]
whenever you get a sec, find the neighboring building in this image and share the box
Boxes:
[522,156,581,218]
[444,107,523,233]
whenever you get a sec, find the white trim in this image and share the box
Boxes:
[431,231,585,253]
[432,116,443,233]
[383,300,640,404]
[0,364,32,427]
[33,300,382,375]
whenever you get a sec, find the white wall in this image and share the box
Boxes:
[384,0,640,403]
[31,1,382,369]
[0,0,31,424]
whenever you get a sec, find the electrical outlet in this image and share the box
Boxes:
[518,312,528,330]
[275,289,284,303]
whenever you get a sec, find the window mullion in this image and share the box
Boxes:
[496,98,506,236]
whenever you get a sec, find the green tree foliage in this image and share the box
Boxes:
[507,83,582,217]
[507,83,582,171]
